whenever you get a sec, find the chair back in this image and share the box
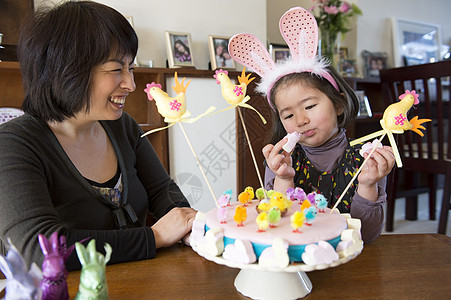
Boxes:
[0,107,24,125]
[379,60,451,174]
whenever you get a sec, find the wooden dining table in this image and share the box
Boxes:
[1,234,450,299]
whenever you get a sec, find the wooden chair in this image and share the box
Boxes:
[379,60,451,234]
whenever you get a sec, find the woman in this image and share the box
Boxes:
[0,1,196,270]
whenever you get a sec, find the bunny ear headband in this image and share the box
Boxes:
[228,6,339,110]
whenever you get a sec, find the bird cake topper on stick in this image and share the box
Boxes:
[212,67,269,200]
[143,73,219,207]
[331,90,431,212]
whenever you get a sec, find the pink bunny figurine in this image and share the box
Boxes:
[38,232,75,300]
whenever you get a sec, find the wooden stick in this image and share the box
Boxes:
[178,122,219,207]
[237,107,267,199]
[330,133,387,213]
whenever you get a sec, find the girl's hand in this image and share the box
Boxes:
[262,138,295,181]
[151,207,197,249]
[357,146,395,201]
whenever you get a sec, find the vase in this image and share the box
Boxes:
[319,29,341,70]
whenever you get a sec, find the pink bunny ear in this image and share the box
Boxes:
[279,7,318,61]
[228,33,275,77]
[38,234,50,256]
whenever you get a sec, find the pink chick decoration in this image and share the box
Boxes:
[286,187,307,203]
[267,207,282,228]
[256,211,269,232]
[304,206,318,226]
[38,232,77,300]
[282,131,301,153]
[217,194,229,224]
[306,192,316,205]
[314,193,328,213]
[290,211,306,233]
[0,239,42,300]
[234,205,247,227]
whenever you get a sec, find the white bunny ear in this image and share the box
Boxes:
[0,256,12,279]
[228,33,275,77]
[279,7,318,61]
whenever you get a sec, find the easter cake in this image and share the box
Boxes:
[190,189,363,268]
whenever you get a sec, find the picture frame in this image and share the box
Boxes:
[208,35,235,70]
[269,43,291,63]
[355,90,372,118]
[391,18,442,67]
[165,31,195,68]
[361,50,389,78]
[340,59,358,77]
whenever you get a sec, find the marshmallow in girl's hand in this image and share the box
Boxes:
[282,132,301,153]
[359,139,383,157]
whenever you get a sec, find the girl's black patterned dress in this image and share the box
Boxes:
[292,141,362,213]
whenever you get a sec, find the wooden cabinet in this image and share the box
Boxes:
[344,77,384,139]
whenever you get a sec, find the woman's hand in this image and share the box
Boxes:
[357,145,395,201]
[151,207,197,249]
[262,138,295,192]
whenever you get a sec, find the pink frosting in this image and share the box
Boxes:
[205,200,347,245]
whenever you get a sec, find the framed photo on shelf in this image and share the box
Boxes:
[340,59,358,77]
[361,50,388,78]
[391,18,441,67]
[269,43,291,63]
[208,35,235,70]
[355,90,372,118]
[165,31,195,68]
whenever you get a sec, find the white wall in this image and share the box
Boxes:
[34,0,267,70]
[267,0,451,72]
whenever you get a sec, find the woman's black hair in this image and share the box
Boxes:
[266,66,359,145]
[18,0,138,122]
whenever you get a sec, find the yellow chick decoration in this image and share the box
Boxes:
[269,192,293,214]
[142,72,215,137]
[381,90,429,133]
[144,72,189,120]
[351,90,430,168]
[244,186,254,203]
[234,205,247,227]
[257,201,270,213]
[214,68,254,105]
[300,199,312,212]
[238,187,253,206]
[256,212,269,232]
[291,211,306,233]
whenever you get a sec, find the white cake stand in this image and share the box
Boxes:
[192,242,363,300]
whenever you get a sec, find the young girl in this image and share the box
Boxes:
[228,7,395,242]
[262,67,395,242]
